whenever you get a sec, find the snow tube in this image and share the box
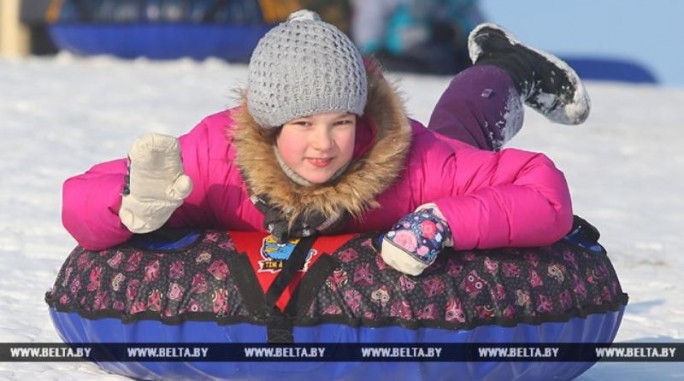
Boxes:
[46,216,628,380]
[48,23,271,62]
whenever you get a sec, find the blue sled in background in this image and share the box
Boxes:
[48,23,272,63]
[47,22,660,85]
[562,56,658,84]
[48,22,660,85]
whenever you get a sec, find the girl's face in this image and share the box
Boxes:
[276,112,357,184]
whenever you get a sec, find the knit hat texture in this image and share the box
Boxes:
[247,10,368,129]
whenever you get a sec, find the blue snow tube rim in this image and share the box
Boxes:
[47,308,626,381]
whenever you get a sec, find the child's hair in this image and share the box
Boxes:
[259,126,280,145]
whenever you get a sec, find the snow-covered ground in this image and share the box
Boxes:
[1,54,682,380]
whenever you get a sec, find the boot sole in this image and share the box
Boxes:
[468,23,591,125]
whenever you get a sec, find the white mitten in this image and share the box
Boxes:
[119,133,193,233]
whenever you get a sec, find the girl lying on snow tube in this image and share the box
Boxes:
[52,9,626,380]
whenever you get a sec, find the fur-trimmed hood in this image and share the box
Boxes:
[231,62,413,226]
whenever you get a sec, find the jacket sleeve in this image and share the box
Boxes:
[62,159,133,250]
[62,119,215,251]
[418,144,574,251]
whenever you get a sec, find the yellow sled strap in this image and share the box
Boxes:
[45,0,65,23]
[258,0,302,24]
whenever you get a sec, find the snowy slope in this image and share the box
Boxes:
[0,55,682,380]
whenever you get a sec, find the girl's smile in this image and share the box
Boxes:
[307,157,333,167]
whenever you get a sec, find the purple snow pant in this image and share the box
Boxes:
[427,65,523,151]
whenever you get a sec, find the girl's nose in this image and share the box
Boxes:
[310,126,333,151]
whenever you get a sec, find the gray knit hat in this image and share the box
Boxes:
[247,10,368,129]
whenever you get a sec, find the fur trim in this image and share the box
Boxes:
[231,64,413,226]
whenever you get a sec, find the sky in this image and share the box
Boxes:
[480,0,684,88]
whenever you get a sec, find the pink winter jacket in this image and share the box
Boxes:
[63,109,573,251]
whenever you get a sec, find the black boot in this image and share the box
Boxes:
[468,23,590,125]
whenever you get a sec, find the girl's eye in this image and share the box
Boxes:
[333,119,354,128]
[334,119,354,126]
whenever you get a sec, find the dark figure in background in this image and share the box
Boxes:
[351,0,483,75]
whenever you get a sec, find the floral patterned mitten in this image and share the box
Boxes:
[380,206,452,276]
